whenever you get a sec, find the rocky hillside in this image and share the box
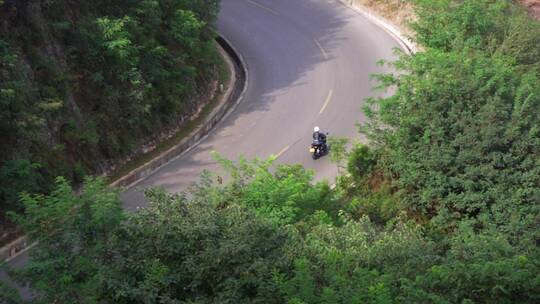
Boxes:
[0,0,219,220]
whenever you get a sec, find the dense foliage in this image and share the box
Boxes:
[7,160,331,303]
[3,0,540,303]
[9,177,124,303]
[363,0,540,235]
[6,157,540,303]
[0,0,220,216]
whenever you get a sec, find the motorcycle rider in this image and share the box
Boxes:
[312,126,327,151]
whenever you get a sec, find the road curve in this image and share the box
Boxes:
[121,0,400,209]
[2,0,400,298]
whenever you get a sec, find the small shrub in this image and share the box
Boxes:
[347,144,377,180]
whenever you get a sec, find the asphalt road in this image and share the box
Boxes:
[121,0,400,210]
[2,0,400,299]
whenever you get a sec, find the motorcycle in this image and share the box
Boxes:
[309,139,327,159]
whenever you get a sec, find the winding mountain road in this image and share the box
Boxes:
[121,0,400,209]
[2,0,401,299]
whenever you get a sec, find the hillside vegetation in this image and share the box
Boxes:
[0,0,220,222]
[2,0,540,303]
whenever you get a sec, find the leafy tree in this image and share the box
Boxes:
[212,153,338,226]
[338,143,398,224]
[0,159,47,213]
[8,177,123,303]
[101,188,290,303]
[279,216,435,304]
[345,1,540,301]
[6,155,540,303]
[281,216,540,303]
[346,143,377,181]
[497,12,540,75]
[412,0,540,73]
[7,156,332,302]
[327,137,349,174]
[399,224,540,303]
[412,0,512,51]
[363,48,540,234]
[0,40,60,160]
[170,9,204,49]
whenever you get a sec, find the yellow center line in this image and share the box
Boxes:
[314,39,328,59]
[246,0,279,15]
[275,145,290,159]
[319,89,333,114]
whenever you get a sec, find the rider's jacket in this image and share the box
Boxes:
[312,131,327,144]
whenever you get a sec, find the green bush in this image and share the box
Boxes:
[0,159,48,213]
[400,224,540,303]
[279,217,435,304]
[363,45,540,233]
[102,189,289,303]
[412,0,512,51]
[213,153,339,226]
[348,184,398,224]
[8,177,123,303]
[8,155,540,303]
[347,144,377,180]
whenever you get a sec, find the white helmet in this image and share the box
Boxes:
[314,126,320,132]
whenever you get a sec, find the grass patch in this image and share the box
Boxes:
[107,47,232,184]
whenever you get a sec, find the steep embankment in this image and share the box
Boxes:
[343,0,539,33]
[520,0,540,19]
[0,0,220,223]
